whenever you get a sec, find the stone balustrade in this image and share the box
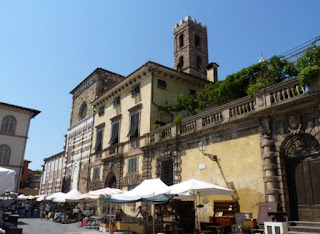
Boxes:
[145,77,313,144]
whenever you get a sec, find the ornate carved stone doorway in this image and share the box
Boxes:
[284,134,320,221]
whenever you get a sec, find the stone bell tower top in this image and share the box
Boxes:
[174,16,209,80]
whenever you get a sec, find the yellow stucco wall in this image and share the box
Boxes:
[151,74,204,125]
[180,134,265,219]
[93,74,152,156]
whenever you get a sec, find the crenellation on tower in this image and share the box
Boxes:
[174,16,209,80]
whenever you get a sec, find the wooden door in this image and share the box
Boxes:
[285,134,320,221]
[286,157,320,221]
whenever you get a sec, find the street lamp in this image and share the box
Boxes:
[198,140,217,162]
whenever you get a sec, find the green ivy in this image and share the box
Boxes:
[160,45,319,117]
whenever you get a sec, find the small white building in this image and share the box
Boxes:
[40,151,65,195]
[0,102,40,192]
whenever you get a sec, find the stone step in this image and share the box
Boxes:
[288,221,320,227]
[288,225,320,233]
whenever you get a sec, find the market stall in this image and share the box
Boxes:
[168,178,234,232]
[0,167,16,194]
[104,178,175,234]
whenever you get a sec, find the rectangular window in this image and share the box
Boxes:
[128,157,137,173]
[113,96,120,106]
[93,167,100,180]
[95,129,103,152]
[160,159,173,186]
[127,112,139,139]
[108,122,119,145]
[131,84,140,96]
[98,106,105,116]
[157,79,167,90]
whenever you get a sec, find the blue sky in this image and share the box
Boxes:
[1,1,319,170]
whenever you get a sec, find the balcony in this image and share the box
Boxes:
[146,76,320,145]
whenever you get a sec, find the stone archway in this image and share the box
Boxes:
[281,133,320,221]
[105,172,117,188]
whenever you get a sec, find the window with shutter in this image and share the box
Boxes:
[93,167,100,180]
[109,122,119,145]
[95,130,103,152]
[128,113,139,139]
[98,106,105,116]
[113,96,120,106]
[128,157,137,173]
[131,84,140,96]
[0,145,10,165]
[2,116,16,135]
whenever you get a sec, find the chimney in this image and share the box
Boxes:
[207,62,219,83]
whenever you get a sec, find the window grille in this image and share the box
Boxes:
[160,159,173,186]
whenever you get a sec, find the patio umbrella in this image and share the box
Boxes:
[169,178,234,232]
[44,192,66,201]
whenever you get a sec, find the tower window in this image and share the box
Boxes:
[79,102,87,120]
[179,34,184,48]
[195,35,201,49]
[196,56,202,70]
[179,56,184,68]
[157,79,167,90]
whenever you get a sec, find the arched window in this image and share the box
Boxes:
[195,35,201,49]
[179,34,184,48]
[179,56,184,68]
[1,116,16,135]
[79,102,87,120]
[0,145,10,165]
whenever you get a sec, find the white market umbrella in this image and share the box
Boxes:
[44,192,66,201]
[17,194,27,200]
[0,167,16,194]
[169,178,234,232]
[70,187,124,202]
[54,189,82,203]
[110,178,169,201]
[169,178,234,198]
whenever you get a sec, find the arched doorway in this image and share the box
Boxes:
[284,133,320,221]
[105,172,117,188]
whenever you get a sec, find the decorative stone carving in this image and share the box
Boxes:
[288,114,301,134]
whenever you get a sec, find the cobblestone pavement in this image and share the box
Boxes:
[18,218,102,234]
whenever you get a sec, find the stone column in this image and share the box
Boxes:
[142,151,152,180]
[260,118,280,203]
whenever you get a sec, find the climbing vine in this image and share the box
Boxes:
[160,46,320,117]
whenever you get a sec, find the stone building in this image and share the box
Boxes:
[88,16,215,215]
[40,151,65,195]
[142,74,320,221]
[63,68,124,193]
[0,102,40,192]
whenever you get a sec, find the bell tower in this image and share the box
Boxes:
[174,16,209,80]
